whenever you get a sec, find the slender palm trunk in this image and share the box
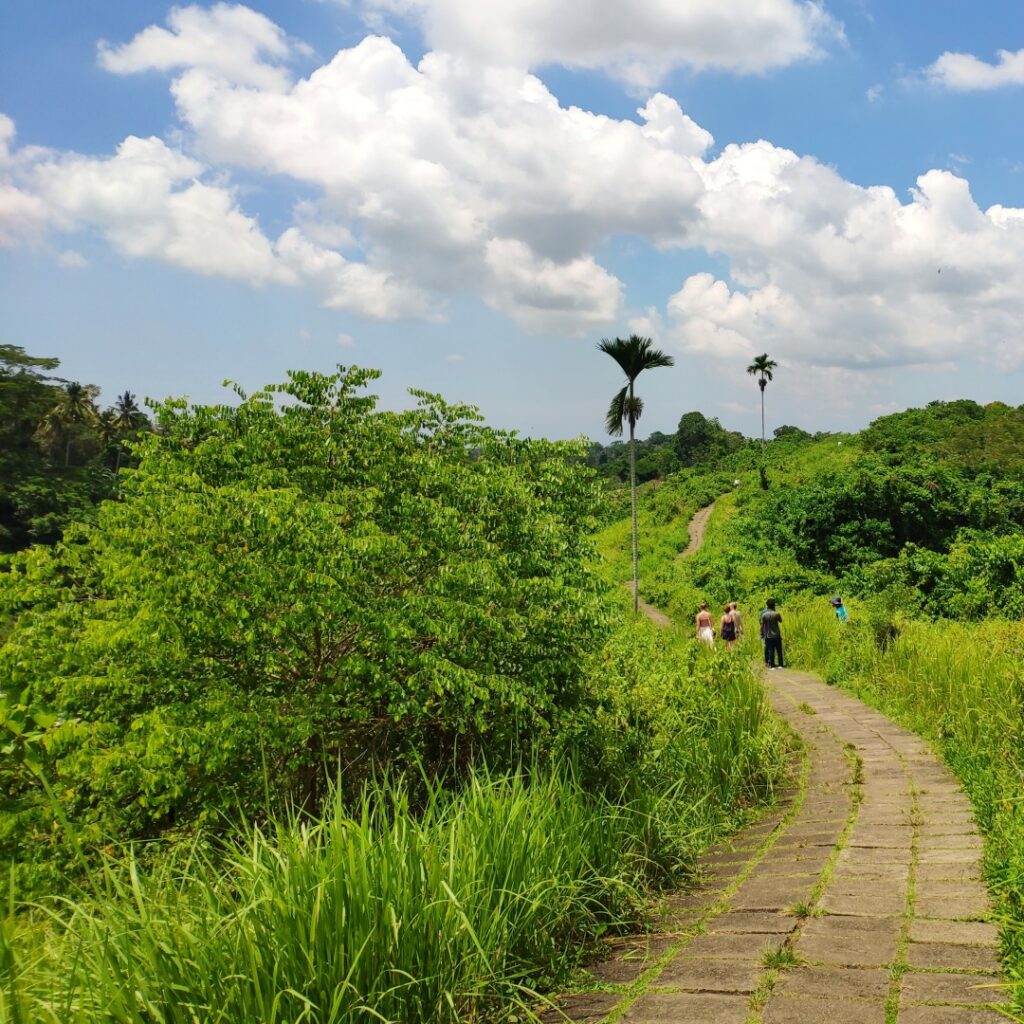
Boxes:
[759,379,767,489]
[629,380,639,615]
[760,381,766,457]
[64,432,72,469]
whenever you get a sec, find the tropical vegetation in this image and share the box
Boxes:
[602,397,1024,1012]
[0,362,785,1023]
[0,345,148,552]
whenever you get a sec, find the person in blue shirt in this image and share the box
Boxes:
[831,596,849,623]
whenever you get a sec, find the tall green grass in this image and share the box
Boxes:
[784,600,1024,1010]
[1,618,786,1024]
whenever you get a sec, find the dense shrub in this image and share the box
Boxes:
[2,616,787,1024]
[0,367,607,881]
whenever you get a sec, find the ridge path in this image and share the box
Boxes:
[547,507,1008,1023]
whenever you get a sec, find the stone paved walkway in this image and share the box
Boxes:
[541,668,1009,1024]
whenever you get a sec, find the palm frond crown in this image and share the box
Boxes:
[598,334,674,383]
[746,353,777,382]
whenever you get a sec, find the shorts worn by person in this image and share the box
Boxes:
[760,598,784,669]
[720,605,737,649]
[696,601,715,647]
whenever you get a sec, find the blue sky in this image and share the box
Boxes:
[2,0,1024,440]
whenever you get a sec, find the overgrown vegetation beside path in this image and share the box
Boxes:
[0,366,787,1023]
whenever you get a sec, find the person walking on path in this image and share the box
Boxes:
[696,601,715,646]
[729,601,744,639]
[720,604,737,651]
[760,598,784,669]
[831,596,849,623]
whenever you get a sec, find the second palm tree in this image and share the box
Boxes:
[598,334,674,615]
[746,353,778,489]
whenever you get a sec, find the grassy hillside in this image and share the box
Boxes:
[600,398,1024,1010]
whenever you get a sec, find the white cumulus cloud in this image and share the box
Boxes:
[359,0,841,88]
[926,47,1024,91]
[5,5,1024,373]
[98,3,302,90]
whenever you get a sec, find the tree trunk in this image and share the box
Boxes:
[759,380,768,490]
[64,432,72,469]
[629,381,639,615]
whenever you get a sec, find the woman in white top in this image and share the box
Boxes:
[695,601,715,646]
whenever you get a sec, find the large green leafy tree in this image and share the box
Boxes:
[746,353,777,489]
[598,335,674,614]
[0,366,607,863]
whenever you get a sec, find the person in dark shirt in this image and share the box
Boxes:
[760,598,784,669]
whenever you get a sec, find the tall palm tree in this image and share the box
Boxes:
[112,391,145,470]
[746,353,778,489]
[598,334,674,614]
[113,391,144,431]
[48,382,99,467]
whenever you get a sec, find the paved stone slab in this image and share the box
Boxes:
[712,911,797,934]
[538,992,620,1023]
[620,992,748,1023]
[908,920,999,947]
[797,915,901,966]
[731,876,816,910]
[676,931,778,961]
[819,892,906,917]
[901,972,1008,1006]
[774,965,890,1000]
[656,955,762,992]
[906,942,1002,973]
[916,862,982,883]
[915,896,990,920]
[763,994,886,1024]
[898,1007,1011,1023]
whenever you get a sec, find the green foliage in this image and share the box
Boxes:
[0,346,148,552]
[610,397,1024,1011]
[0,367,609,885]
[675,411,744,468]
[2,614,786,1024]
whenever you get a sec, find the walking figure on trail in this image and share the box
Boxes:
[720,604,737,650]
[760,598,784,669]
[696,601,715,647]
[729,601,744,639]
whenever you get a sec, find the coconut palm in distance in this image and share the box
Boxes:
[746,353,777,489]
[112,390,145,470]
[598,334,675,615]
[44,381,100,467]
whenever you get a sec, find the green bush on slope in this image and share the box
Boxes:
[1,614,786,1024]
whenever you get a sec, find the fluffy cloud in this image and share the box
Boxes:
[98,3,301,90]
[648,158,1024,370]
[926,47,1024,91]
[6,4,1024,370]
[0,125,431,318]
[157,36,710,329]
[483,239,621,334]
[361,0,840,88]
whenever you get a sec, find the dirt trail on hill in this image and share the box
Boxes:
[552,505,1008,1023]
[676,501,716,561]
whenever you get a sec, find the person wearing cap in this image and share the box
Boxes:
[831,596,849,623]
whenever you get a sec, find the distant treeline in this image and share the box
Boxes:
[0,345,149,552]
[586,409,832,482]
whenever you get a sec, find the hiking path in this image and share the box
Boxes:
[545,504,1008,1024]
